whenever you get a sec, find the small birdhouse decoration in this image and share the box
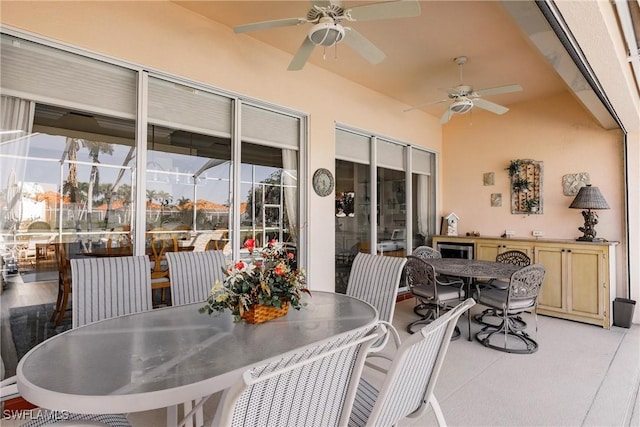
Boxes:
[444,212,459,236]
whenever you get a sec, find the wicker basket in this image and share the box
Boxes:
[241,302,290,324]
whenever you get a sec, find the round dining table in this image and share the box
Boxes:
[17,291,378,415]
[425,258,522,340]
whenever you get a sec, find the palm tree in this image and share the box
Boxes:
[146,189,158,203]
[84,140,114,233]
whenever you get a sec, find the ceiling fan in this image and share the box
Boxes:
[233,0,421,71]
[405,56,523,124]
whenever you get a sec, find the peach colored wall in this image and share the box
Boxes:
[442,92,627,293]
[0,1,442,292]
[2,1,629,300]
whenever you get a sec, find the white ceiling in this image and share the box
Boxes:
[173,0,572,122]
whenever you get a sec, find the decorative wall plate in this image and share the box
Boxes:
[312,168,334,197]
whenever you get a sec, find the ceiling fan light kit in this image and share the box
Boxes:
[308,20,345,47]
[406,55,523,123]
[450,98,474,114]
[232,0,421,70]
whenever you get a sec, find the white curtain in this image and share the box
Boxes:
[416,174,429,237]
[282,149,298,240]
[1,96,35,232]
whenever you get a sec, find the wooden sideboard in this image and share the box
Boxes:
[431,235,618,329]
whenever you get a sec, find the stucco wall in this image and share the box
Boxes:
[1,1,630,303]
[0,0,442,292]
[442,92,627,294]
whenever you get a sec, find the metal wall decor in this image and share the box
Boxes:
[562,172,590,196]
[507,159,543,214]
[312,168,334,197]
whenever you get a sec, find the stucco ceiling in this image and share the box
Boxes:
[173,0,571,123]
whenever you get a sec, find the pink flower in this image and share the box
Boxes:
[274,265,284,276]
[286,252,294,260]
[234,260,245,270]
[268,239,277,248]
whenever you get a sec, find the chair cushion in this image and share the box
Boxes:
[488,279,509,290]
[477,288,535,311]
[412,283,463,301]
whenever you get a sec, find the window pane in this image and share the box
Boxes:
[147,125,231,249]
[0,105,137,266]
[240,142,297,257]
[335,159,370,293]
[377,167,406,258]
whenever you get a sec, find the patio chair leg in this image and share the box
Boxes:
[428,394,447,427]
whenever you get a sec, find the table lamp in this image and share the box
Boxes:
[569,184,609,242]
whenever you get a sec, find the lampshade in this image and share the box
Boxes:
[569,185,610,210]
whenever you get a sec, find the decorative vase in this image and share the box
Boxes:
[241,302,290,324]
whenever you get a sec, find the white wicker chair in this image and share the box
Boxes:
[199,326,380,427]
[350,299,475,427]
[70,256,152,328]
[345,253,407,351]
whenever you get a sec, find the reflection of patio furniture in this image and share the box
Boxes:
[191,230,227,252]
[335,245,358,294]
[376,229,406,253]
[18,221,54,270]
[35,243,56,271]
[50,243,72,327]
[149,235,178,307]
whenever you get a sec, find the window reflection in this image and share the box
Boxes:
[146,125,231,249]
[240,142,297,256]
[0,104,136,265]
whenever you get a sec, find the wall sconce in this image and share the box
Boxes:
[569,184,610,242]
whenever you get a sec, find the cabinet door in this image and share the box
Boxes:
[535,245,566,312]
[568,248,605,319]
[476,241,533,261]
[476,241,500,261]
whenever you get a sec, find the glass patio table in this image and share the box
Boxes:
[16,291,377,415]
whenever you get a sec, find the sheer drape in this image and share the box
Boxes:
[282,149,298,241]
[1,95,35,233]
[416,174,429,237]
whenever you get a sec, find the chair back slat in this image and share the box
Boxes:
[346,253,407,324]
[355,299,475,427]
[71,256,152,328]
[166,250,227,306]
[496,250,531,267]
[507,264,546,303]
[217,326,378,427]
[412,246,442,260]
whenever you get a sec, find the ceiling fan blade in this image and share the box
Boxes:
[472,98,509,115]
[439,87,461,96]
[347,0,421,21]
[234,18,307,34]
[342,28,386,64]
[403,99,448,112]
[474,84,523,97]
[439,108,453,125]
[288,37,316,71]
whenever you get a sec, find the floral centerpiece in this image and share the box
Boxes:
[199,238,309,323]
